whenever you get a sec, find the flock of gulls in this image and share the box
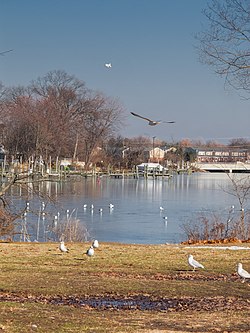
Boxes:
[83,202,114,215]
[188,254,250,283]
[59,239,99,257]
[24,201,250,283]
[59,236,250,284]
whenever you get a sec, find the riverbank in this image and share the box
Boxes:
[0,242,250,332]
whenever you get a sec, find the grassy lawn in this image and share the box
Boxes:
[0,242,250,332]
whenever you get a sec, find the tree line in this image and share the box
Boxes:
[0,70,124,169]
[0,67,249,171]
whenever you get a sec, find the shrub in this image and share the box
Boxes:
[51,217,90,242]
[182,210,250,243]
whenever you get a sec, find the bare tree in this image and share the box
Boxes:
[228,138,250,148]
[0,174,28,239]
[121,136,152,167]
[197,0,250,95]
[30,70,88,159]
[0,87,38,159]
[103,136,125,168]
[0,70,124,165]
[76,92,124,169]
[223,173,250,238]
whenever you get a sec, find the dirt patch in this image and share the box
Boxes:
[91,271,236,282]
[0,292,249,312]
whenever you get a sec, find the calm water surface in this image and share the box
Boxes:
[11,173,241,244]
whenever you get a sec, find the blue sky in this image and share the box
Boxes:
[0,0,249,144]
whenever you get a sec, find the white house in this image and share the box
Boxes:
[137,162,166,173]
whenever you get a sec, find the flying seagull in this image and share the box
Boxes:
[0,49,13,56]
[130,112,175,126]
[237,263,250,283]
[188,254,204,271]
[104,63,112,68]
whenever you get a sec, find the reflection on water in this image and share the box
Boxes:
[9,173,241,244]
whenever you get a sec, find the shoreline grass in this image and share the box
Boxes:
[0,242,250,332]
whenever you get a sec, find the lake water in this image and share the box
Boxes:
[10,173,243,244]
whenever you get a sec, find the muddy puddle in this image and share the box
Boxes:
[0,293,249,311]
[50,296,180,311]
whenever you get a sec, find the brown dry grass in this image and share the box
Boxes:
[0,242,250,332]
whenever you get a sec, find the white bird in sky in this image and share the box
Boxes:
[237,263,250,283]
[188,254,204,271]
[86,245,95,257]
[59,241,69,253]
[130,112,175,126]
[104,63,112,68]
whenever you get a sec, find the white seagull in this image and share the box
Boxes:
[237,263,250,283]
[160,206,164,211]
[104,63,112,68]
[86,245,94,257]
[92,239,99,249]
[188,254,204,271]
[130,112,175,126]
[59,241,69,253]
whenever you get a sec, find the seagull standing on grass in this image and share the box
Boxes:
[92,239,99,249]
[130,112,175,126]
[86,246,94,257]
[237,263,250,283]
[188,254,204,271]
[59,241,69,253]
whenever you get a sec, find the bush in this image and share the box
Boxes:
[0,206,17,240]
[182,210,250,243]
[51,217,90,242]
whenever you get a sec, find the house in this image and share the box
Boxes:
[144,146,174,162]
